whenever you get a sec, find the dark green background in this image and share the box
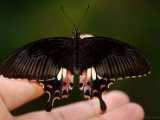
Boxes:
[0,0,159,119]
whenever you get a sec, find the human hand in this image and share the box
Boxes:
[0,76,144,120]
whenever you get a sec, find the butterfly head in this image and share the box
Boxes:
[73,30,81,38]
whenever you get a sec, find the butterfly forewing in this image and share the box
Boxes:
[1,37,74,80]
[80,37,151,80]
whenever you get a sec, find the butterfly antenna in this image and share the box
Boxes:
[77,5,89,29]
[61,6,76,30]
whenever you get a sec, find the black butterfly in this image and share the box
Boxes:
[0,29,151,112]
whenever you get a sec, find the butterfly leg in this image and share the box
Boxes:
[79,67,114,111]
[39,68,74,112]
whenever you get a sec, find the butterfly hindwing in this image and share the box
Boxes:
[80,37,151,79]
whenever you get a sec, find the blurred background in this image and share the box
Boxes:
[0,0,160,119]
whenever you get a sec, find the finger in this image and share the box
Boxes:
[103,90,130,111]
[0,76,44,111]
[0,97,14,120]
[88,103,144,120]
[15,91,130,120]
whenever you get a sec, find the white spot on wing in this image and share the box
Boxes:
[137,75,142,77]
[62,68,67,77]
[143,74,147,76]
[39,79,44,82]
[110,78,115,81]
[57,68,62,80]
[39,77,56,82]
[118,77,123,80]
[91,67,96,80]
[97,74,102,79]
[131,76,136,78]
[46,77,55,81]
[125,76,130,79]
[87,68,91,77]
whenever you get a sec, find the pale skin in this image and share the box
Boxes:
[0,76,144,120]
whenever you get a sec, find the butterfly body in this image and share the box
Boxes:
[0,29,151,112]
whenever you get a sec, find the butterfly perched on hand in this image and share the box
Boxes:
[0,29,151,112]
[0,5,151,112]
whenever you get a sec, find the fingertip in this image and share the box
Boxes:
[103,90,130,111]
[0,76,44,110]
[127,103,145,120]
[91,103,145,120]
[104,90,130,102]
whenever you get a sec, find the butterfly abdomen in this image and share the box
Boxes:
[73,50,81,73]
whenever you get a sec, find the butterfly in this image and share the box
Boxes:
[0,29,151,112]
